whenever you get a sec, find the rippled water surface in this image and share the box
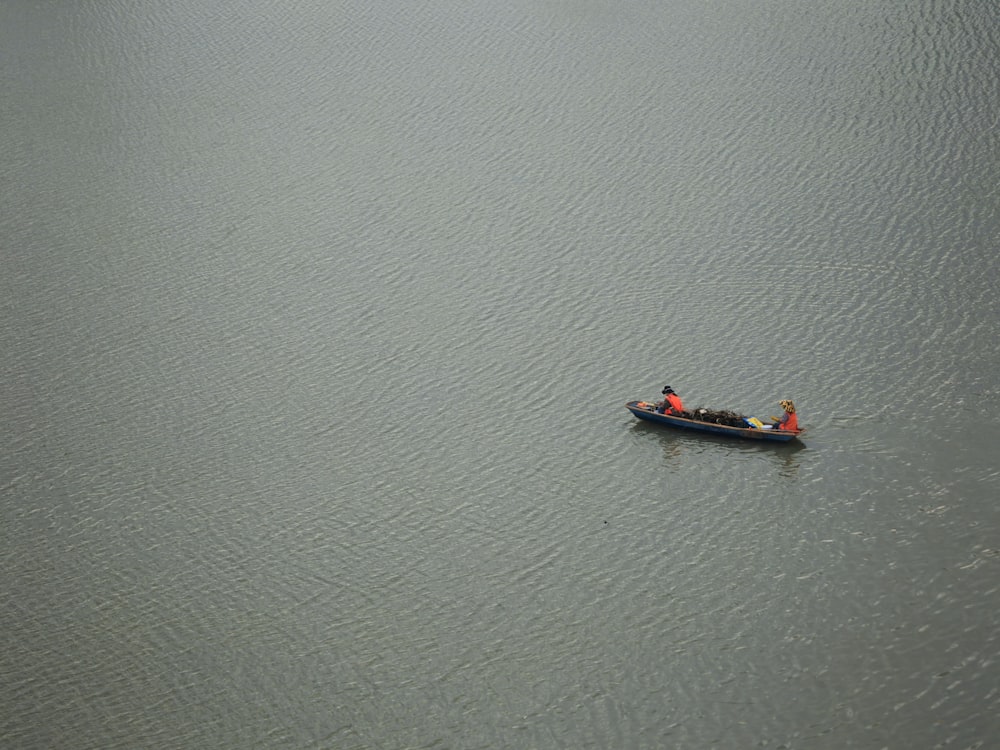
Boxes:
[2,1,998,748]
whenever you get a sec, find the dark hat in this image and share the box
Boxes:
[661,386,674,395]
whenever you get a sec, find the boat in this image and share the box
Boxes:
[625,400,803,442]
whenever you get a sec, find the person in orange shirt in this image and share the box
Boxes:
[657,385,685,415]
[774,399,799,431]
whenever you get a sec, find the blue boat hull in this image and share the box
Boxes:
[626,401,801,442]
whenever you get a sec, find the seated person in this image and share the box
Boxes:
[774,399,799,431]
[656,386,685,415]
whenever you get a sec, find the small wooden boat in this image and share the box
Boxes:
[626,401,803,442]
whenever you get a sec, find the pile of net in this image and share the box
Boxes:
[679,408,749,427]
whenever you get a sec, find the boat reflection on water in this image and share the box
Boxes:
[628,418,808,479]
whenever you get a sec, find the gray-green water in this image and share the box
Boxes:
[2,1,998,748]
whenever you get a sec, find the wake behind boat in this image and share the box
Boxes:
[625,400,803,442]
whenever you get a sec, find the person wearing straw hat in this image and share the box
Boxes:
[773,400,799,431]
[656,385,685,415]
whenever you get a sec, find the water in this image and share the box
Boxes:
[2,1,998,748]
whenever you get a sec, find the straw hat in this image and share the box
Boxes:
[779,399,796,414]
